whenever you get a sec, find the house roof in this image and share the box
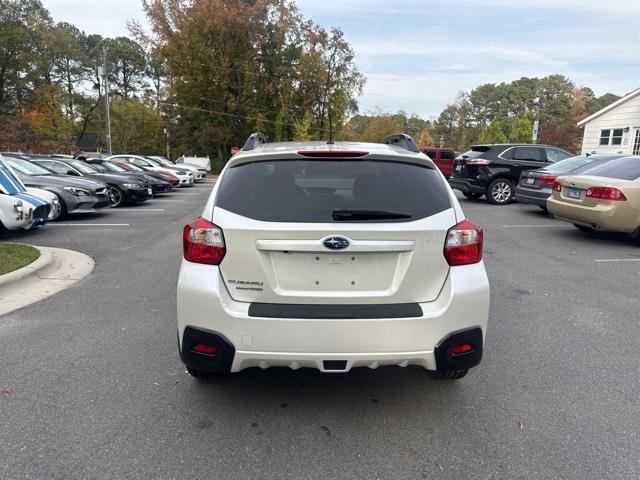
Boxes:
[577,87,640,127]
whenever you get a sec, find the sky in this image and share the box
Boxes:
[45,0,640,118]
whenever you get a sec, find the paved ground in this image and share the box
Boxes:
[1,184,639,480]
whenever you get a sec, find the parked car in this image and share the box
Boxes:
[176,155,211,172]
[110,160,180,187]
[547,156,640,240]
[84,159,173,195]
[177,133,490,380]
[23,187,61,223]
[449,144,574,205]
[0,157,51,230]
[516,154,622,209]
[148,156,207,181]
[421,147,457,178]
[31,158,150,208]
[4,156,111,218]
[107,155,195,186]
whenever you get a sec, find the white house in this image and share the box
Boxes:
[577,87,640,156]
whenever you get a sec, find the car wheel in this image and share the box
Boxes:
[426,369,468,380]
[463,192,483,200]
[573,224,592,232]
[108,186,125,207]
[50,194,65,221]
[486,179,515,205]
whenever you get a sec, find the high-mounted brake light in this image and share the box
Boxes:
[297,150,369,158]
[586,187,626,201]
[444,219,483,266]
[553,181,562,193]
[538,175,558,186]
[183,217,226,265]
[465,158,492,166]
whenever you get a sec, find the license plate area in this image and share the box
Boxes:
[566,187,582,199]
[526,177,535,185]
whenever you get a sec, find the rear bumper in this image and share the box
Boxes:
[514,186,550,207]
[177,262,490,373]
[547,197,639,233]
[448,177,486,195]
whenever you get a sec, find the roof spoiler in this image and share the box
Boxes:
[382,133,420,153]
[242,132,267,151]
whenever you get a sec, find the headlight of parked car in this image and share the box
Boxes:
[123,183,144,190]
[63,186,90,196]
[13,199,23,212]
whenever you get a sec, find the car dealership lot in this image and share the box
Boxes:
[1,187,638,479]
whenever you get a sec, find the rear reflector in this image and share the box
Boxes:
[192,344,218,355]
[297,150,369,158]
[444,219,483,266]
[183,217,226,265]
[465,158,492,166]
[450,344,474,355]
[586,187,626,201]
[538,175,558,186]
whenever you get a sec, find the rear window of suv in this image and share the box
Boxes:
[215,160,451,223]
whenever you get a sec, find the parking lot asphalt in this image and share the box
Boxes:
[1,185,639,480]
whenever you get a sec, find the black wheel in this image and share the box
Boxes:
[426,369,468,380]
[463,192,483,200]
[573,224,592,232]
[108,186,125,207]
[186,367,229,380]
[486,178,515,205]
[50,194,65,221]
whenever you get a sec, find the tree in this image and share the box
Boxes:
[105,37,146,100]
[109,98,163,154]
[478,118,507,144]
[417,128,433,148]
[509,117,533,143]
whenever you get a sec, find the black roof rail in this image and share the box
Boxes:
[382,133,420,153]
[242,132,267,151]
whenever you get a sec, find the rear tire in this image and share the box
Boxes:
[463,192,483,200]
[426,369,468,380]
[486,178,515,205]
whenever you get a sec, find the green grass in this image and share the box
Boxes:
[0,243,40,276]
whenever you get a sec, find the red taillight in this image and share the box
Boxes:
[450,343,474,355]
[465,158,492,166]
[586,187,626,201]
[183,217,226,265]
[538,175,558,186]
[297,150,369,158]
[444,219,483,266]
[192,344,217,355]
[553,181,562,192]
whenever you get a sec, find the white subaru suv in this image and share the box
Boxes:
[177,133,489,380]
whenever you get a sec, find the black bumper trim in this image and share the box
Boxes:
[434,327,483,371]
[180,327,235,373]
[248,303,423,319]
[448,178,486,194]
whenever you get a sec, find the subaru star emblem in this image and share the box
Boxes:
[323,236,350,250]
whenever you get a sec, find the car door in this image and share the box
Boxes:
[506,147,547,182]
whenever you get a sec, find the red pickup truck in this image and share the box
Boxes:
[421,148,457,178]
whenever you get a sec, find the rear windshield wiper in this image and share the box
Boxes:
[332,209,412,221]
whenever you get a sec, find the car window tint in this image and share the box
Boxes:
[440,150,456,160]
[583,157,640,180]
[512,147,543,161]
[545,148,572,163]
[216,160,451,223]
[38,161,67,174]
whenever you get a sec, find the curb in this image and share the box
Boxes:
[0,246,95,317]
[0,246,53,288]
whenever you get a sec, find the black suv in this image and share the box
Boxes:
[448,144,573,205]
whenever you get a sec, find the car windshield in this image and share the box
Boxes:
[143,157,161,166]
[68,160,98,174]
[582,157,640,181]
[456,147,490,160]
[216,159,451,223]
[103,162,127,173]
[4,157,52,175]
[151,157,172,166]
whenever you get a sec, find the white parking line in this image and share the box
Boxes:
[502,224,567,228]
[594,258,640,263]
[49,223,130,227]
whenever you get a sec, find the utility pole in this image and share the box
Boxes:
[164,128,170,159]
[439,135,445,148]
[102,47,112,155]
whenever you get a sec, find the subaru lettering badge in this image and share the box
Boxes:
[323,236,350,250]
